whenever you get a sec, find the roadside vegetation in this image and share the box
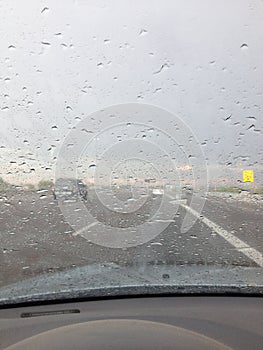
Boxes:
[38,179,54,190]
[211,186,263,195]
[0,177,15,192]
[250,187,263,195]
[212,186,243,193]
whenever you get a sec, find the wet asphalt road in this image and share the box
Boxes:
[0,189,262,287]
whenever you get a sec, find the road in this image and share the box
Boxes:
[0,189,262,287]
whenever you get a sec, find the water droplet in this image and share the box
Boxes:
[8,45,16,50]
[40,194,47,199]
[153,87,162,93]
[223,114,232,121]
[89,164,96,168]
[139,29,148,36]
[41,41,51,46]
[240,43,248,49]
[153,63,169,74]
[37,189,48,194]
[81,128,93,133]
[41,7,49,13]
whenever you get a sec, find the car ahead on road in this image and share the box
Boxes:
[52,178,88,200]
[152,188,164,196]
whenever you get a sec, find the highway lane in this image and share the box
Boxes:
[0,189,262,287]
[202,194,263,254]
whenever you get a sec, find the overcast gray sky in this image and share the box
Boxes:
[0,0,262,185]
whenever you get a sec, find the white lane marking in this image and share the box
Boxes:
[181,203,263,268]
[73,222,98,237]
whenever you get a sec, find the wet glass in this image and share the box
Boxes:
[0,0,262,302]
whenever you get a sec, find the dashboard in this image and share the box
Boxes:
[0,296,262,349]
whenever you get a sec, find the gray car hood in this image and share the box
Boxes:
[0,264,262,305]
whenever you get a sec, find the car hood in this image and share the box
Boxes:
[0,264,262,305]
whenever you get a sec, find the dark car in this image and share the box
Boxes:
[52,178,88,200]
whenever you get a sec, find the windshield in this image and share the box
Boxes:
[0,0,262,304]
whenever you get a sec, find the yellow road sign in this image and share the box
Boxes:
[243,170,254,183]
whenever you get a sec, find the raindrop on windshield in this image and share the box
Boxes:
[240,43,248,49]
[247,124,255,130]
[223,114,232,121]
[41,41,51,46]
[139,29,148,36]
[153,87,162,93]
[41,7,49,13]
[153,63,169,74]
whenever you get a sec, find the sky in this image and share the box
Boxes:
[0,0,262,186]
